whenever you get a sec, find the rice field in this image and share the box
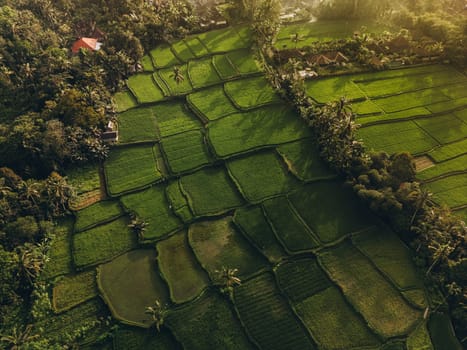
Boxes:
[48,25,446,349]
[97,249,169,327]
[160,130,212,174]
[104,145,164,196]
[119,185,182,241]
[233,205,287,263]
[156,230,209,304]
[305,64,467,212]
[188,217,268,279]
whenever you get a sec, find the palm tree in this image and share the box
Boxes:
[215,267,242,297]
[171,66,184,85]
[426,241,454,276]
[0,324,39,349]
[128,216,148,240]
[145,300,166,332]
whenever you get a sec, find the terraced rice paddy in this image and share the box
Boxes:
[305,64,467,218]
[44,25,452,349]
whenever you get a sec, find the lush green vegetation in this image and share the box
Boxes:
[97,249,169,327]
[227,151,297,202]
[127,74,166,104]
[120,185,182,241]
[74,201,123,232]
[161,130,212,174]
[233,273,315,350]
[188,217,267,279]
[224,76,281,109]
[52,270,98,313]
[187,85,238,121]
[180,167,245,216]
[263,197,320,252]
[72,217,137,268]
[166,291,255,349]
[5,4,465,346]
[156,231,209,304]
[319,242,422,338]
[208,105,311,157]
[233,206,286,263]
[117,107,159,144]
[104,145,164,196]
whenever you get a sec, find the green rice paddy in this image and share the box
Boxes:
[305,64,467,212]
[47,25,450,349]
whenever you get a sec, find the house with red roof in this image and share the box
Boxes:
[71,37,102,54]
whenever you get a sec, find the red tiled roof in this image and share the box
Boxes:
[72,37,98,54]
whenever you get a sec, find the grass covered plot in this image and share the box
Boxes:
[424,173,467,208]
[212,54,239,80]
[263,197,320,252]
[275,258,331,303]
[152,101,202,138]
[188,57,222,89]
[113,327,181,350]
[351,99,384,115]
[66,163,100,194]
[183,36,209,58]
[141,55,154,72]
[429,138,467,162]
[180,167,244,216]
[227,151,296,203]
[226,49,260,75]
[120,185,182,241]
[73,217,137,268]
[224,76,281,110]
[158,64,193,95]
[289,180,374,243]
[306,76,366,103]
[197,27,249,53]
[233,273,315,350]
[356,68,463,98]
[166,291,255,350]
[358,121,438,155]
[233,206,286,263]
[171,40,195,62]
[98,249,169,328]
[296,286,381,350]
[208,105,311,158]
[357,107,431,126]
[39,298,109,345]
[74,200,123,233]
[52,270,98,313]
[319,242,421,338]
[352,226,423,290]
[161,130,211,174]
[406,321,433,350]
[187,85,238,121]
[104,145,163,196]
[150,44,181,68]
[417,154,467,180]
[277,139,335,182]
[127,74,165,104]
[374,88,451,113]
[165,181,193,222]
[42,219,74,279]
[156,230,209,304]
[117,106,159,144]
[113,91,137,112]
[415,114,467,144]
[188,217,267,279]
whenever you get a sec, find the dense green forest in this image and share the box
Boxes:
[0,0,466,348]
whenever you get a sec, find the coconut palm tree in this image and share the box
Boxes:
[171,66,184,85]
[215,266,242,298]
[128,215,148,240]
[0,324,39,349]
[145,300,166,332]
